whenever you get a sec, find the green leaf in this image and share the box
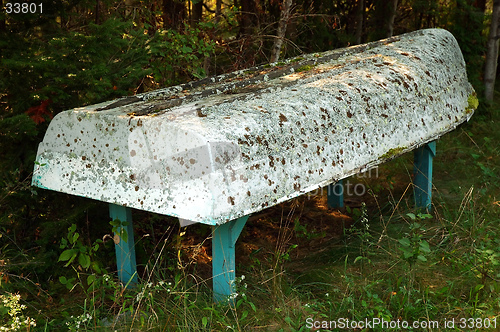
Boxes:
[419,240,431,253]
[417,255,427,262]
[398,238,411,247]
[473,284,484,293]
[78,253,91,269]
[91,262,101,274]
[406,213,416,220]
[59,249,77,262]
[419,213,433,220]
[87,274,96,286]
[59,276,68,285]
[202,316,208,328]
[65,278,76,290]
[410,222,421,230]
[65,251,78,267]
[110,219,121,227]
[0,305,9,316]
[60,237,68,249]
[120,229,128,243]
[250,301,256,312]
[403,250,413,259]
[181,45,193,53]
[72,232,79,244]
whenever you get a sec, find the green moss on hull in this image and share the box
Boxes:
[380,146,407,160]
[466,92,479,114]
[296,65,314,72]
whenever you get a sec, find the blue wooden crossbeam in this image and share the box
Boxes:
[212,215,249,303]
[413,141,436,211]
[109,204,138,286]
[327,180,344,208]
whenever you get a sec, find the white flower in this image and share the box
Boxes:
[136,291,145,301]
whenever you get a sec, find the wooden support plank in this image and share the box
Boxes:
[212,215,249,303]
[109,204,138,286]
[413,141,436,211]
[327,180,344,208]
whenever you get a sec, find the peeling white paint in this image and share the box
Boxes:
[32,29,476,225]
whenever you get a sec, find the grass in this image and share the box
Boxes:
[1,101,499,331]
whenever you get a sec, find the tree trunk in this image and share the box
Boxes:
[239,0,257,36]
[124,0,134,17]
[474,0,487,13]
[191,0,203,27]
[95,0,100,24]
[355,0,364,44]
[270,0,293,63]
[215,0,222,24]
[372,0,398,40]
[386,0,398,37]
[0,0,6,32]
[485,0,500,101]
[163,0,186,29]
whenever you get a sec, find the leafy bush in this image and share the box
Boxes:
[0,293,36,331]
[148,24,216,86]
[1,18,151,115]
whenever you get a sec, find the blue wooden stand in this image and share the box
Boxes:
[328,142,436,210]
[106,142,436,298]
[413,141,436,211]
[212,215,249,303]
[109,204,138,286]
[108,204,250,302]
[327,180,344,208]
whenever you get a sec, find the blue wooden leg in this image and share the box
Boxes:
[327,179,344,208]
[212,215,249,303]
[413,141,436,211]
[109,204,138,286]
